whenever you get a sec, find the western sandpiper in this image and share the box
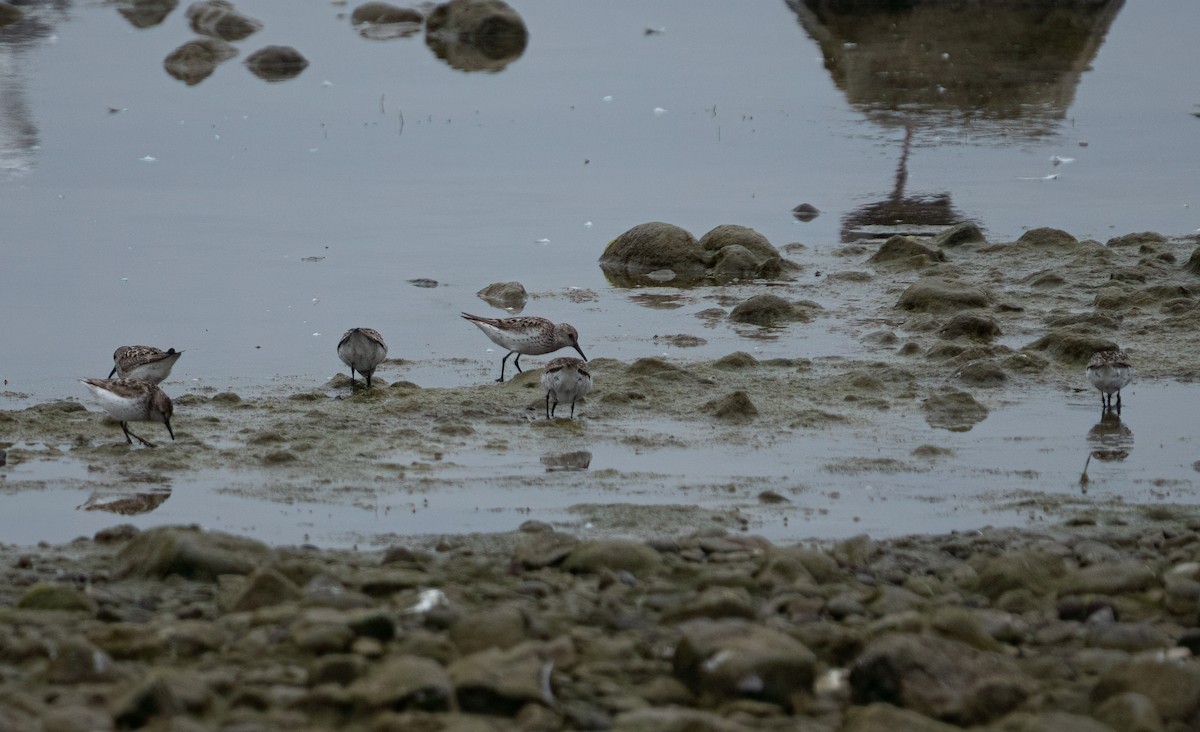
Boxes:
[80,378,175,448]
[541,357,592,419]
[1086,349,1133,412]
[462,312,587,382]
[338,327,388,387]
[109,345,183,384]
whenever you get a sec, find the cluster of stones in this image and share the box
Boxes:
[157,0,526,84]
[599,222,801,287]
[3,520,1200,730]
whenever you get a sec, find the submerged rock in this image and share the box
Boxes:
[113,0,180,29]
[729,294,814,326]
[705,390,758,421]
[163,38,237,86]
[922,390,988,432]
[352,2,423,39]
[244,45,309,81]
[475,281,527,310]
[939,313,1001,342]
[186,0,262,41]
[425,0,528,72]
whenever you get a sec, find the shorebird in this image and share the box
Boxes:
[337,327,388,387]
[541,357,592,419]
[109,345,183,384]
[1086,349,1133,412]
[462,312,587,382]
[80,378,175,448]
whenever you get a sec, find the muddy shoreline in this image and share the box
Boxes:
[3,227,1200,729]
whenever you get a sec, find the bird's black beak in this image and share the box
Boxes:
[165,418,175,441]
[108,367,117,378]
[574,345,588,361]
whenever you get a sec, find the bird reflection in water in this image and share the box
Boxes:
[1079,411,1133,492]
[540,451,592,473]
[77,489,172,516]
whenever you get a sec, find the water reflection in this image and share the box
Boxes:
[424,0,528,73]
[112,0,178,29]
[78,488,172,516]
[0,1,68,177]
[163,38,237,86]
[540,450,592,472]
[788,0,1125,237]
[841,125,964,242]
[1086,410,1133,462]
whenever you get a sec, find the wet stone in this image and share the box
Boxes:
[562,540,662,575]
[673,619,817,709]
[163,38,237,86]
[244,45,309,82]
[867,235,947,268]
[704,391,758,422]
[17,583,97,613]
[448,642,551,715]
[922,390,988,432]
[1017,227,1078,249]
[1026,327,1118,365]
[939,313,1001,341]
[116,526,273,581]
[932,221,986,248]
[187,0,262,41]
[728,294,813,326]
[896,277,991,313]
[475,281,527,310]
[956,361,1007,387]
[598,222,706,285]
[352,1,423,39]
[347,655,453,711]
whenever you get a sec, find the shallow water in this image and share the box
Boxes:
[2,381,1195,548]
[2,0,1199,546]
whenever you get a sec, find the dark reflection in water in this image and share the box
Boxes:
[841,125,964,242]
[78,489,172,516]
[112,0,178,29]
[164,38,237,86]
[541,451,592,472]
[0,0,69,177]
[425,0,528,73]
[1086,410,1133,462]
[788,0,1125,239]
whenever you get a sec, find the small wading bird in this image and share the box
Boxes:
[109,345,183,384]
[1086,349,1133,412]
[337,327,388,387]
[80,378,175,448]
[461,312,587,382]
[541,357,592,419]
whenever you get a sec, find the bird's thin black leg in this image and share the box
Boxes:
[570,399,576,419]
[122,422,156,448]
[497,352,515,382]
[513,353,523,374]
[545,393,551,419]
